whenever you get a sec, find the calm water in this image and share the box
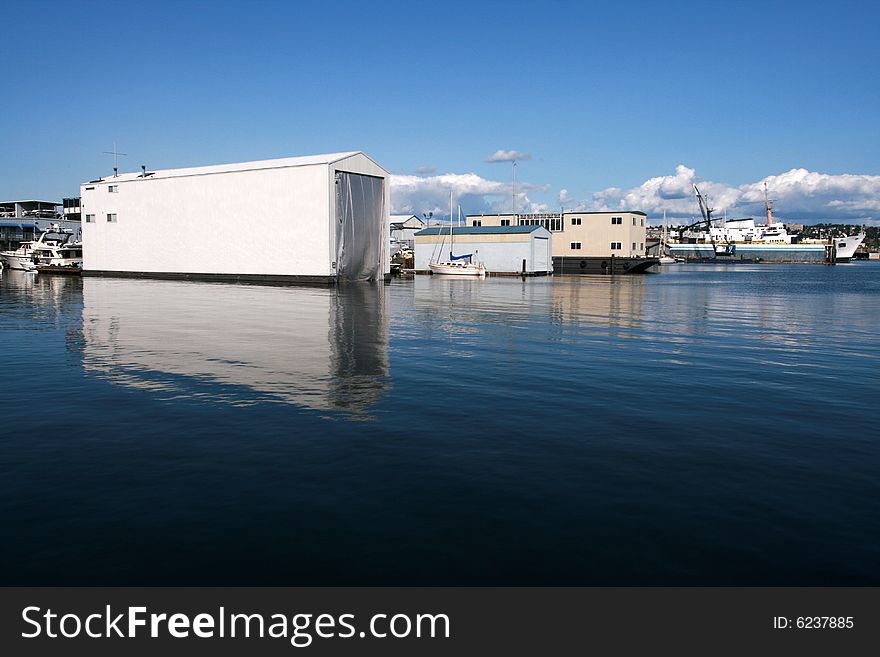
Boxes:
[1,264,878,585]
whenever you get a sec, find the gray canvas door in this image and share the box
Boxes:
[335,171,384,281]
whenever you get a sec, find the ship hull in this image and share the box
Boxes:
[669,235,865,263]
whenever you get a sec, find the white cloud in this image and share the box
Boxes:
[581,166,880,224]
[391,165,878,225]
[485,149,531,163]
[415,165,436,174]
[391,172,548,219]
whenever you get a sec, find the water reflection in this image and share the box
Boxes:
[81,279,390,418]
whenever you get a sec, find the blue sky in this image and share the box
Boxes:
[3,0,878,222]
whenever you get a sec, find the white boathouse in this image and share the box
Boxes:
[80,151,390,284]
[414,225,553,275]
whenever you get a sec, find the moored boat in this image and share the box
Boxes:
[0,224,80,271]
[667,184,865,263]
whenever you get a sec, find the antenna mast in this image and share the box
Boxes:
[102,141,128,177]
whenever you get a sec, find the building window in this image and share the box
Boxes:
[108,185,118,193]
[472,220,482,226]
[632,217,636,225]
[107,213,117,223]
[501,219,510,226]
[611,217,622,225]
[640,218,644,227]
[85,214,95,223]
[632,242,636,250]
[571,242,582,250]
[611,242,621,250]
[571,217,581,226]
[640,242,644,251]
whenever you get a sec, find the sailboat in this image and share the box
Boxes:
[429,194,487,276]
[658,211,680,265]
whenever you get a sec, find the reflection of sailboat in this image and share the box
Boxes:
[429,194,487,276]
[81,279,389,418]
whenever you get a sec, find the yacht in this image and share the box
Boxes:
[32,239,83,269]
[0,225,79,271]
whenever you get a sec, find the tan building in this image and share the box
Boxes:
[467,211,647,258]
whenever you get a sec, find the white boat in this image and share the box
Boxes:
[429,196,487,276]
[657,212,683,264]
[0,241,37,270]
[32,239,83,269]
[667,184,866,263]
[429,260,487,276]
[0,224,79,271]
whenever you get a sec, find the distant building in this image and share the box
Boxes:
[0,200,62,252]
[467,211,647,258]
[63,197,82,222]
[389,214,425,248]
[414,225,552,274]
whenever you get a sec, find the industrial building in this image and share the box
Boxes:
[80,151,390,284]
[466,211,655,274]
[414,225,553,275]
[468,211,647,257]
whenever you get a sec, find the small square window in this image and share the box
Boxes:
[611,242,621,250]
[107,213,117,223]
[108,185,118,193]
[472,220,482,226]
[85,214,95,223]
[571,217,581,226]
[501,219,510,226]
[570,242,582,250]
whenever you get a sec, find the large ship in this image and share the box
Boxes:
[667,184,865,263]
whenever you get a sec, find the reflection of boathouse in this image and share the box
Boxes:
[81,279,390,418]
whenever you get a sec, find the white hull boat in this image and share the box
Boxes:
[429,261,487,276]
[0,251,37,271]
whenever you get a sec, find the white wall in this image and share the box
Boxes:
[82,165,332,277]
[414,232,553,273]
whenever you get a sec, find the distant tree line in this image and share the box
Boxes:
[797,224,878,250]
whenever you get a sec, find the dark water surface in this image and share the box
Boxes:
[1,264,878,585]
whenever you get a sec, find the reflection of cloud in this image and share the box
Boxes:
[485,149,531,163]
[582,165,880,223]
[81,279,389,419]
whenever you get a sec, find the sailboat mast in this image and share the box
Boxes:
[512,161,517,221]
[449,189,454,259]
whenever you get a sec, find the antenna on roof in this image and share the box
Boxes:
[103,141,128,177]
